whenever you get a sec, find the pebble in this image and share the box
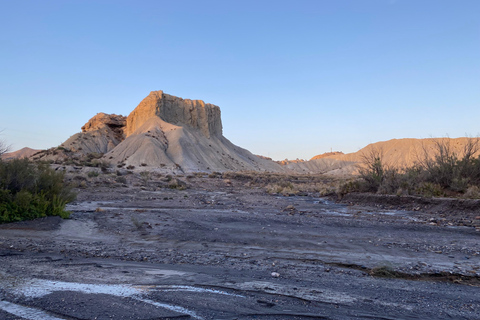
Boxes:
[271,272,280,277]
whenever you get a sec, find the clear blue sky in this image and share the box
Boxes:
[1,0,479,160]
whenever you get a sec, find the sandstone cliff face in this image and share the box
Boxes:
[81,113,126,139]
[125,91,222,138]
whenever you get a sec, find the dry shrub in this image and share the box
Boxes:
[369,265,399,278]
[358,137,480,197]
[168,178,187,190]
[265,181,296,195]
[464,185,480,199]
[222,172,339,197]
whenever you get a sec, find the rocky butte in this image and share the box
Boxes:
[35,90,283,173]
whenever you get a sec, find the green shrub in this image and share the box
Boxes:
[0,159,76,223]
[88,171,99,178]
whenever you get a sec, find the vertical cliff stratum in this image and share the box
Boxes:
[125,90,222,139]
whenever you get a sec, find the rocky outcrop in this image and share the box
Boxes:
[276,159,306,166]
[125,91,222,138]
[56,113,126,155]
[81,113,126,140]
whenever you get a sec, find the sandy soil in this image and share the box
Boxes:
[0,175,479,319]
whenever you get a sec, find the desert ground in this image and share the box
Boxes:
[0,173,479,319]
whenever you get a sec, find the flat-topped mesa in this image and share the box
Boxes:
[125,90,223,138]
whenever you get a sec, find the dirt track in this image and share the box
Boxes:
[0,176,479,319]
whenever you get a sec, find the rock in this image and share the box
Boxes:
[37,90,285,173]
[103,91,285,173]
[271,272,280,278]
[125,91,222,138]
[81,113,126,136]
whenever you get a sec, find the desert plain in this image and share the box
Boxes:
[0,171,479,319]
[0,91,479,319]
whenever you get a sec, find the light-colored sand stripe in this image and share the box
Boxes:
[6,278,248,320]
[9,279,206,319]
[0,300,65,320]
[141,284,245,298]
[135,298,203,320]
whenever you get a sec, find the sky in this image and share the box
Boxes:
[0,0,479,161]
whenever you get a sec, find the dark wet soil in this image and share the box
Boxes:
[0,175,479,319]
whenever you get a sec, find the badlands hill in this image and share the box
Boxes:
[286,137,480,174]
[61,113,126,154]
[327,138,479,167]
[1,147,41,160]
[34,91,284,173]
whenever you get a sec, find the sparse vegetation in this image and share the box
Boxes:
[352,138,480,198]
[139,171,151,186]
[221,171,338,196]
[87,171,99,178]
[0,133,10,156]
[369,265,400,278]
[131,216,144,229]
[168,178,187,190]
[116,176,127,184]
[0,158,76,223]
[208,172,222,178]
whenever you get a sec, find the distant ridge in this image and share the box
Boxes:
[310,151,344,161]
[286,137,480,175]
[1,147,41,160]
[326,138,480,168]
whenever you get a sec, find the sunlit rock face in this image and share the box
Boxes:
[35,90,283,173]
[52,113,127,155]
[81,113,126,139]
[125,90,222,138]
[105,90,283,172]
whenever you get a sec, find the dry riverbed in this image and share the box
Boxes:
[0,174,479,319]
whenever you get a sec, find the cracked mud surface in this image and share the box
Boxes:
[0,176,479,319]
